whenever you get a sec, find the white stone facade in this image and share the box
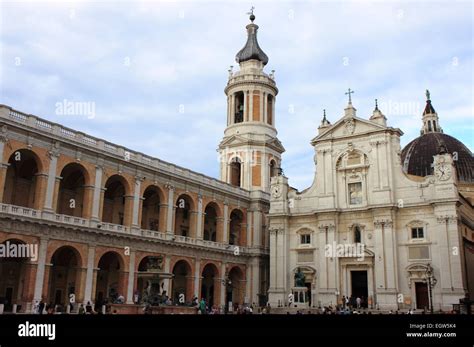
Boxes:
[268,102,473,311]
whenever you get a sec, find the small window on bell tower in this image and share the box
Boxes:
[267,95,273,125]
[235,92,244,124]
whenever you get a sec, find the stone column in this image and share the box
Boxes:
[194,258,201,298]
[246,210,252,247]
[196,195,203,239]
[126,250,136,304]
[132,176,142,228]
[251,258,260,305]
[227,95,230,125]
[230,94,235,125]
[83,246,96,304]
[249,90,254,121]
[164,255,172,295]
[245,265,251,304]
[223,203,229,243]
[166,184,175,234]
[244,90,249,121]
[220,262,226,307]
[0,137,7,203]
[263,92,267,124]
[33,238,48,303]
[43,152,59,212]
[271,96,276,126]
[252,210,261,247]
[317,225,329,303]
[91,165,103,222]
[373,220,386,290]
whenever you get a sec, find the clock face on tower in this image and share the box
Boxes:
[435,163,452,181]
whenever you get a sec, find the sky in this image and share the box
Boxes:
[1,0,472,190]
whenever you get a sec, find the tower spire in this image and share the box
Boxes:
[235,8,269,66]
[421,89,442,135]
[370,98,387,126]
[318,109,331,133]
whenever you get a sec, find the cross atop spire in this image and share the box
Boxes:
[426,89,431,101]
[247,6,255,22]
[345,88,354,104]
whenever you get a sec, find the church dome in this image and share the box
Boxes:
[401,91,473,183]
[401,132,474,182]
[235,14,269,65]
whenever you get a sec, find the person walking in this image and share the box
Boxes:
[199,298,206,315]
[38,300,45,315]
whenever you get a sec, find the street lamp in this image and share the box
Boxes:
[425,263,437,314]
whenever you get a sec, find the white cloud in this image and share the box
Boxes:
[1,0,471,191]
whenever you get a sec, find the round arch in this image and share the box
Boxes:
[174,194,195,237]
[200,263,220,308]
[0,239,31,312]
[3,149,42,208]
[57,162,89,218]
[95,251,126,307]
[102,175,130,225]
[227,266,245,309]
[141,185,166,231]
[48,246,83,310]
[228,157,242,187]
[171,259,193,305]
[229,208,245,246]
[203,202,221,242]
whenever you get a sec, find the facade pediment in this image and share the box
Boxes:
[311,116,390,145]
[218,134,249,147]
[266,137,286,153]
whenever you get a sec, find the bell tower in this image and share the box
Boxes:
[219,11,284,192]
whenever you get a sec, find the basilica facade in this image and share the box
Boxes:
[268,92,474,311]
[0,14,281,313]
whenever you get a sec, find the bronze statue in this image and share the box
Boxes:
[294,268,306,287]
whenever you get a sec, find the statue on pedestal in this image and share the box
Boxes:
[294,268,306,287]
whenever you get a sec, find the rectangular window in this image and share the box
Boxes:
[411,227,424,239]
[348,182,362,205]
[300,234,311,245]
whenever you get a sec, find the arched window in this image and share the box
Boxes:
[234,92,244,123]
[57,163,87,217]
[354,226,361,243]
[229,157,241,187]
[102,175,128,225]
[204,203,218,242]
[4,149,40,208]
[267,95,273,125]
[229,209,244,246]
[175,194,193,237]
